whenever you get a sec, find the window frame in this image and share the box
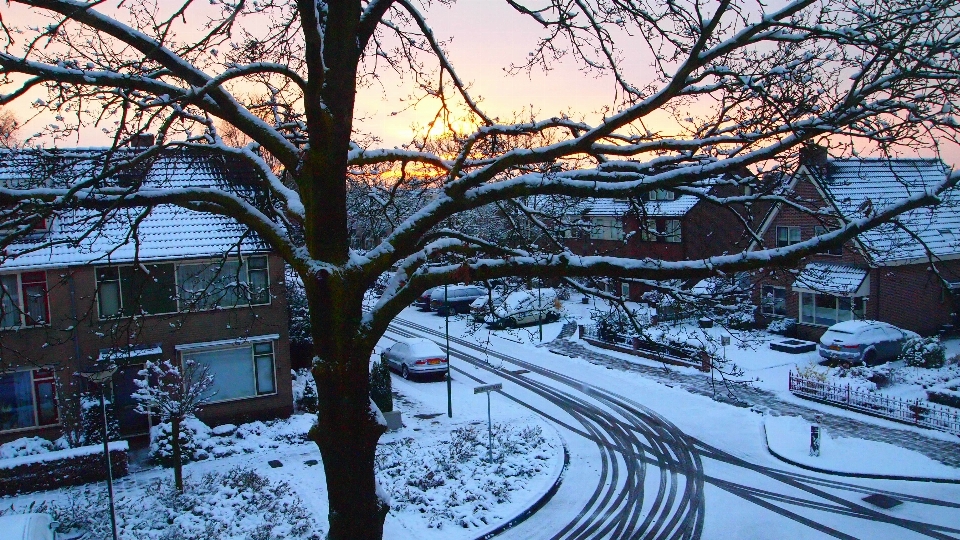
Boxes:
[665,220,682,243]
[798,292,866,326]
[776,226,801,248]
[813,226,843,256]
[94,255,272,320]
[761,285,787,316]
[0,272,49,329]
[178,336,279,404]
[0,368,59,433]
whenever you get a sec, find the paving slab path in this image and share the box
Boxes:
[545,324,960,468]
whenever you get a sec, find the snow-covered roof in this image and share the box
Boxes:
[1,148,270,271]
[813,158,956,264]
[791,263,869,296]
[571,190,707,219]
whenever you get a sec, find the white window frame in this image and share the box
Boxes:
[814,226,843,256]
[776,226,801,248]
[761,285,787,316]
[665,220,682,243]
[177,335,279,404]
[798,292,866,326]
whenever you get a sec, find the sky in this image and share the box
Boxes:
[2,0,958,166]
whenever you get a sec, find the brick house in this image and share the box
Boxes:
[753,149,959,341]
[0,148,293,445]
[562,175,764,298]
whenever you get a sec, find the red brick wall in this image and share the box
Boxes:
[0,254,292,444]
[754,173,960,338]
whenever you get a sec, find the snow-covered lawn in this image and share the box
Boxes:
[764,415,960,479]
[0,374,563,539]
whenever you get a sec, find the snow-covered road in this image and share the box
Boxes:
[386,310,960,539]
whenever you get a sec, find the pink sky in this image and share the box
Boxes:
[3,0,957,165]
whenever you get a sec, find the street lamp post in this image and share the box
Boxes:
[78,364,119,540]
[445,283,452,418]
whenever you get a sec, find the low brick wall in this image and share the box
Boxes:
[578,325,709,372]
[0,441,129,496]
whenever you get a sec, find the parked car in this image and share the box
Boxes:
[0,513,58,540]
[486,288,561,328]
[469,291,505,322]
[429,285,487,315]
[414,286,444,311]
[818,320,918,367]
[380,337,448,379]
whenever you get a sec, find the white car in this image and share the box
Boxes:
[486,288,561,328]
[0,513,58,540]
[380,337,448,379]
[818,320,918,367]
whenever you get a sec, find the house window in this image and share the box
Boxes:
[0,272,48,328]
[761,285,787,316]
[814,226,843,256]
[177,256,270,310]
[96,256,270,317]
[640,219,657,241]
[649,189,675,201]
[621,282,630,299]
[0,369,58,432]
[183,340,276,403]
[95,263,178,318]
[799,292,865,326]
[588,218,624,241]
[776,226,801,248]
[665,220,682,243]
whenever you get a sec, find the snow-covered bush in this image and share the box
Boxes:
[370,357,393,413]
[79,393,120,445]
[767,317,798,337]
[0,467,321,539]
[927,388,960,408]
[150,416,211,466]
[376,423,555,530]
[292,368,318,413]
[0,436,61,459]
[590,307,637,342]
[900,336,946,369]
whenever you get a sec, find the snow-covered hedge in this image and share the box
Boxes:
[150,415,314,466]
[900,336,946,369]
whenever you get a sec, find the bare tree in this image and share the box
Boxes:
[1,0,960,538]
[132,359,214,493]
[0,108,16,147]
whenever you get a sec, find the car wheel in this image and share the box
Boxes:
[401,364,410,380]
[863,349,877,367]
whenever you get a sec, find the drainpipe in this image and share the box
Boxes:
[67,271,82,363]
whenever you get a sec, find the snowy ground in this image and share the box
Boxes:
[0,365,563,539]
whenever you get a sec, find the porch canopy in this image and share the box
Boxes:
[791,263,869,296]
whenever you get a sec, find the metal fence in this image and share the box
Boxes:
[580,324,704,369]
[789,372,960,436]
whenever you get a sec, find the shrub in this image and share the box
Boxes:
[767,317,797,337]
[150,416,210,466]
[927,389,960,408]
[901,336,946,369]
[370,358,393,413]
[79,394,120,445]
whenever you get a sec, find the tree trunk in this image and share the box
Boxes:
[307,277,388,540]
[172,416,184,493]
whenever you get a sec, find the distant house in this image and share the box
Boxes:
[0,148,292,445]
[562,174,764,299]
[753,148,958,340]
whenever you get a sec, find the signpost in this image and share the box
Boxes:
[810,414,822,457]
[446,284,452,418]
[474,383,503,462]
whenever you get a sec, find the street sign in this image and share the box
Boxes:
[474,383,503,394]
[473,383,503,462]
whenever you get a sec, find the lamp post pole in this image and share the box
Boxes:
[79,364,119,540]
[445,283,452,418]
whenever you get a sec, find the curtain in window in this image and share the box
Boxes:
[0,275,19,327]
[0,372,36,430]
[186,346,256,402]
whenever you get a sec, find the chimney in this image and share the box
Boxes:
[130,133,155,148]
[799,144,829,173]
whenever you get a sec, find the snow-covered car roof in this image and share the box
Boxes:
[823,320,890,334]
[398,338,444,357]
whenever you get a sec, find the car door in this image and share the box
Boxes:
[880,326,904,360]
[385,343,406,369]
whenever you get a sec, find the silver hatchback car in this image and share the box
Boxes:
[818,320,918,367]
